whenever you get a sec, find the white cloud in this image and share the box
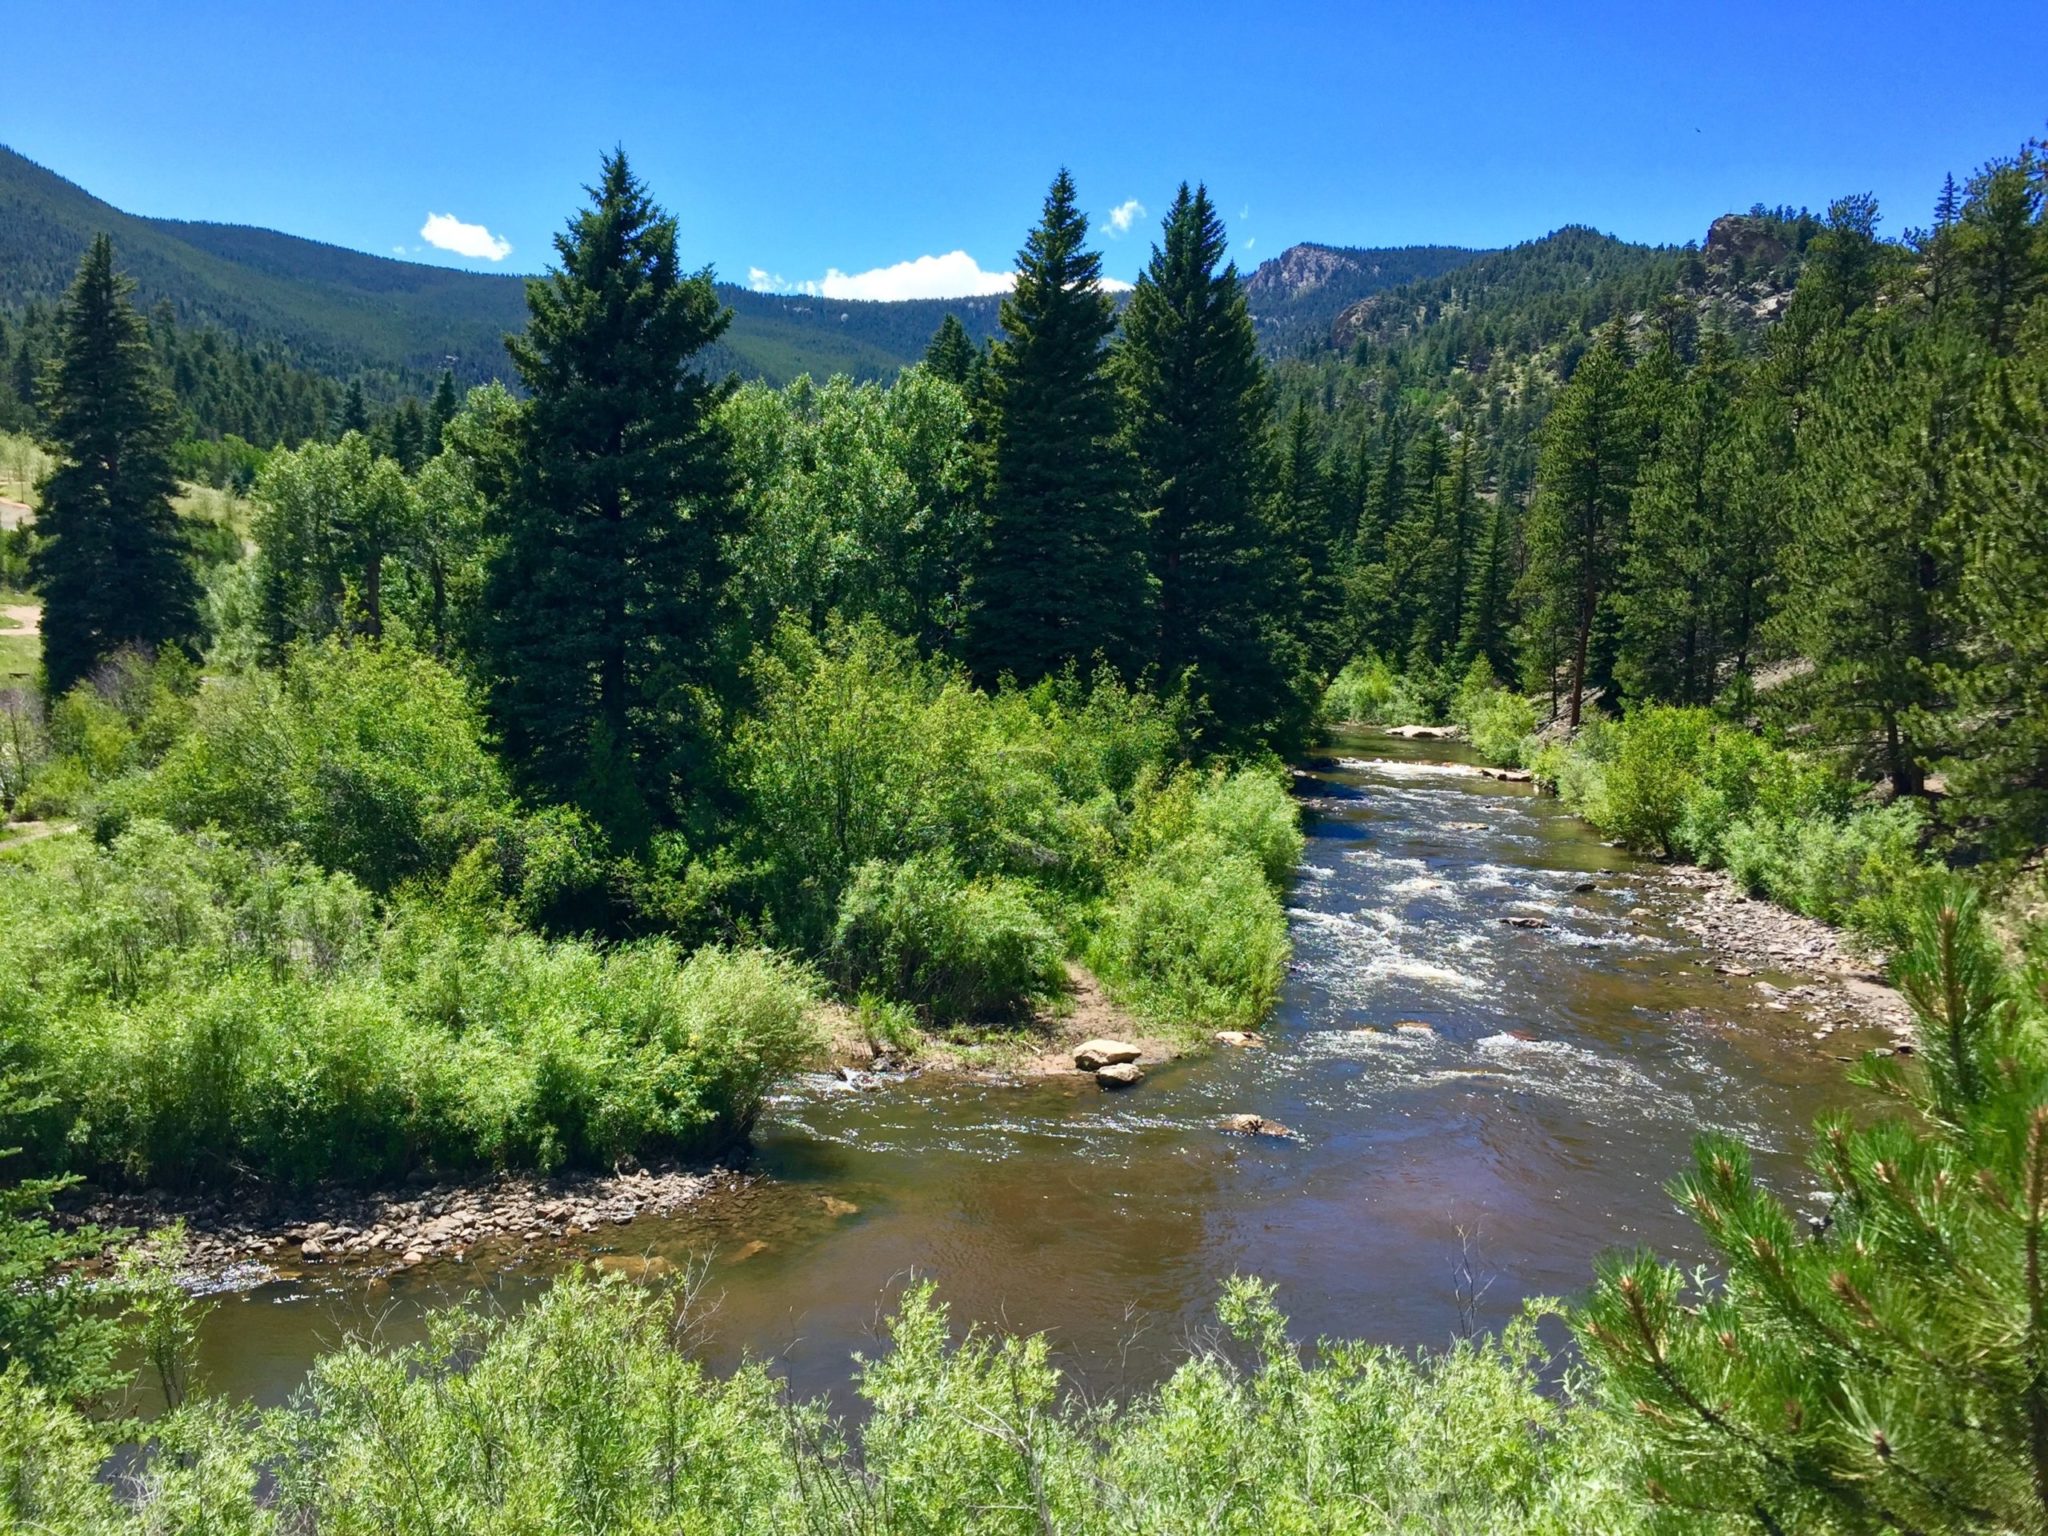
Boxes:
[1106,199,1146,237]
[420,212,513,262]
[750,250,1134,302]
[1244,237,1257,250]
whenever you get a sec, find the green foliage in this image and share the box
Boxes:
[478,150,738,839]
[0,1129,121,1403]
[1576,884,2048,1531]
[1451,660,1539,767]
[971,170,1151,684]
[831,850,1064,1024]
[251,431,416,649]
[109,640,507,892]
[0,820,820,1185]
[1538,706,1939,945]
[1322,651,1433,725]
[30,235,200,694]
[1093,770,1297,1030]
[1117,184,1308,749]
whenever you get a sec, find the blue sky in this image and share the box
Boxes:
[7,1,2043,296]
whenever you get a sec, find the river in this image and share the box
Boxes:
[181,728,1880,1407]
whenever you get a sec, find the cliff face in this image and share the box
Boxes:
[1242,241,1484,355]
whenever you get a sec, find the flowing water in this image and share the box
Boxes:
[184,730,1882,1406]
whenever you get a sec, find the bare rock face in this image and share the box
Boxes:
[1221,1113,1297,1139]
[1096,1062,1145,1089]
[1074,1039,1141,1070]
[1704,214,1793,275]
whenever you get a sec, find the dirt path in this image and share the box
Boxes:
[0,500,31,531]
[1,602,38,636]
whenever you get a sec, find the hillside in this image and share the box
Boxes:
[1242,241,1485,354]
[0,145,1003,389]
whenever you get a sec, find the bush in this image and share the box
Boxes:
[1450,661,1539,767]
[108,640,510,891]
[1094,835,1289,1030]
[831,850,1064,1023]
[0,823,820,1186]
[1322,652,1433,725]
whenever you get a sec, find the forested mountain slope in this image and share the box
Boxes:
[0,145,1004,389]
[1241,241,1486,353]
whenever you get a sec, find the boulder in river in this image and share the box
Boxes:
[1214,1030,1264,1048]
[1221,1113,1297,1139]
[1480,767,1535,782]
[1096,1062,1145,1088]
[1502,915,1548,929]
[1385,724,1461,739]
[1074,1039,1142,1070]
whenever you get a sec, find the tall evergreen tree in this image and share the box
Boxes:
[1115,184,1296,744]
[30,234,198,694]
[922,313,977,386]
[427,368,460,457]
[1616,329,1746,705]
[337,378,370,438]
[969,170,1149,684]
[1778,318,1974,797]
[1517,321,1640,727]
[478,150,737,838]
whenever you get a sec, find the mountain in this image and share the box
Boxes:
[1242,242,1487,354]
[0,145,1003,390]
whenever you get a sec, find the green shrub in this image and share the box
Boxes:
[1450,662,1540,768]
[1322,652,1433,725]
[1190,766,1303,889]
[831,850,1064,1022]
[0,824,820,1186]
[1094,835,1289,1030]
[109,640,509,892]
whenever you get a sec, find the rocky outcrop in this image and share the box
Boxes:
[1703,215,1793,277]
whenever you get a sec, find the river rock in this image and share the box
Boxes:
[1393,1021,1436,1035]
[1095,1062,1144,1088]
[1502,915,1547,929]
[300,1238,329,1260]
[1214,1030,1264,1049]
[1074,1039,1141,1070]
[1480,767,1535,782]
[1385,724,1461,739]
[1221,1113,1296,1139]
[596,1254,674,1282]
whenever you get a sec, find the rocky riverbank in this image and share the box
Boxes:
[60,1163,749,1290]
[1650,864,1915,1043]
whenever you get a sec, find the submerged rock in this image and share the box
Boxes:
[1220,1113,1297,1139]
[1214,1030,1264,1049]
[1074,1039,1141,1070]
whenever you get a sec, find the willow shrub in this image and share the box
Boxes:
[0,1267,1664,1535]
[831,849,1065,1023]
[0,821,819,1187]
[1535,706,1938,946]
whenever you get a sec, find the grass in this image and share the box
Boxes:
[0,589,37,678]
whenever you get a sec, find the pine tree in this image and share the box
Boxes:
[1779,318,1975,797]
[922,313,977,386]
[1616,330,1746,705]
[1115,185,1296,744]
[1516,321,1640,728]
[1577,884,2048,1533]
[478,150,736,838]
[1267,401,1343,674]
[1952,146,2045,355]
[1457,486,1518,679]
[30,235,198,695]
[387,396,427,474]
[968,170,1149,684]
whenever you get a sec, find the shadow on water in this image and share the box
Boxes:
[184,727,1882,1407]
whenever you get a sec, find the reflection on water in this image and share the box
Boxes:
[186,729,1881,1406]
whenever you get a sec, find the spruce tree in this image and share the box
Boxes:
[1516,321,1640,728]
[337,378,370,438]
[1116,183,1298,744]
[968,170,1148,684]
[478,150,736,837]
[30,234,198,695]
[427,368,460,457]
[922,313,977,386]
